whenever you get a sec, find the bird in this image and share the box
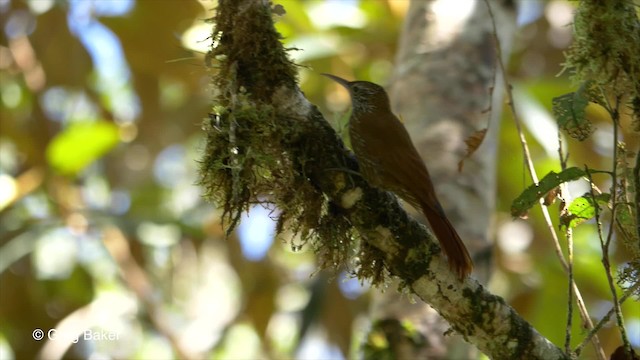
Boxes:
[322,73,473,279]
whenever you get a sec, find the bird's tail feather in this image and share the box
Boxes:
[421,205,473,279]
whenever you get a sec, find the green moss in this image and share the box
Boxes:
[199,1,364,278]
[564,0,640,99]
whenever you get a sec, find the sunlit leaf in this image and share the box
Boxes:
[560,193,610,229]
[46,121,119,175]
[511,167,586,218]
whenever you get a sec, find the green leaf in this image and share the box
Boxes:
[552,80,597,141]
[511,167,586,218]
[46,121,119,176]
[561,193,610,229]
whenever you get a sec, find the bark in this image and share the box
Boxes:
[200,0,566,358]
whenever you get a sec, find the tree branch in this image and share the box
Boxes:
[199,0,566,358]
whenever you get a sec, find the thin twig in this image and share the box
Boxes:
[564,227,574,355]
[483,1,605,359]
[598,95,632,355]
[558,131,573,355]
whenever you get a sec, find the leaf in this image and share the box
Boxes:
[46,121,119,176]
[560,193,610,229]
[511,167,586,218]
[552,80,599,141]
[458,128,487,172]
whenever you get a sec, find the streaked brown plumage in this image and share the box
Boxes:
[323,74,473,279]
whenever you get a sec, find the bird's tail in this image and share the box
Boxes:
[421,205,473,279]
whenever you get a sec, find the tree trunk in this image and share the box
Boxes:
[369,1,516,358]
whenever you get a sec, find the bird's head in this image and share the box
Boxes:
[322,74,391,113]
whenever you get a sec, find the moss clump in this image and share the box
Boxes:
[199,0,359,276]
[565,1,640,89]
[207,1,297,103]
[563,0,640,129]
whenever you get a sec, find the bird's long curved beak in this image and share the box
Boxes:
[321,73,351,89]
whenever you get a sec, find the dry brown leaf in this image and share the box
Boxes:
[458,128,488,172]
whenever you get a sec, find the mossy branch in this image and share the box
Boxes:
[198,0,565,358]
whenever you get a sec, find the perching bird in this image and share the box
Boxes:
[323,74,473,279]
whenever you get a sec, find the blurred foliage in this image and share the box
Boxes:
[0,1,638,360]
[46,120,119,175]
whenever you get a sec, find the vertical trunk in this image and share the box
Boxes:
[370,0,517,358]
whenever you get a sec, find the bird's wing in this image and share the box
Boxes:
[374,117,445,217]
